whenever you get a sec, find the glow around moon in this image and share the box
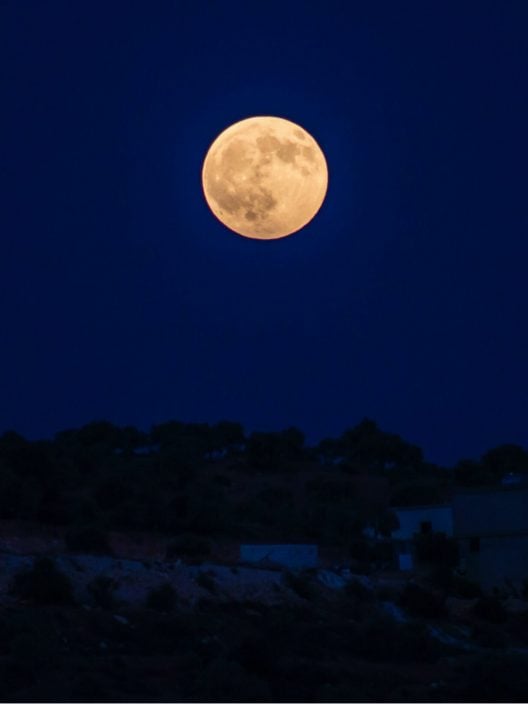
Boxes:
[202,116,328,240]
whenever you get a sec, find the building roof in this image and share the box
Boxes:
[453,488,528,537]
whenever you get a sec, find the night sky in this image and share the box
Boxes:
[1,1,527,466]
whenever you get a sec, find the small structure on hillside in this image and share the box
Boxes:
[391,504,453,571]
[240,544,318,570]
[453,487,528,589]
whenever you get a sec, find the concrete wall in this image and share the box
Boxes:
[454,489,528,537]
[458,534,528,589]
[240,544,318,569]
[392,505,453,540]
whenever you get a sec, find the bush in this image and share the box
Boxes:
[9,630,62,669]
[213,474,232,487]
[473,595,507,624]
[344,579,374,602]
[10,558,74,605]
[284,571,315,600]
[460,653,528,701]
[507,609,528,645]
[472,621,508,648]
[450,573,482,598]
[166,534,211,560]
[65,524,112,554]
[196,657,271,701]
[522,579,528,601]
[196,571,217,594]
[349,539,393,569]
[146,583,176,612]
[88,576,119,609]
[414,532,459,568]
[233,635,277,677]
[351,618,445,662]
[399,583,446,618]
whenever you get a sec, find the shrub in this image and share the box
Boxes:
[88,576,119,609]
[473,595,507,624]
[233,635,277,677]
[399,583,446,618]
[166,534,211,560]
[146,583,176,612]
[0,615,16,655]
[352,618,445,662]
[196,571,217,594]
[284,571,315,600]
[65,524,112,554]
[196,657,271,701]
[472,621,508,648]
[9,631,62,669]
[450,573,482,598]
[414,532,459,568]
[348,539,393,569]
[344,579,374,602]
[213,474,232,487]
[10,558,74,605]
[460,653,528,701]
[507,609,528,645]
[522,579,528,601]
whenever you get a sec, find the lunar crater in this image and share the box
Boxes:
[202,116,327,239]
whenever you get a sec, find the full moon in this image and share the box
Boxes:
[202,116,328,240]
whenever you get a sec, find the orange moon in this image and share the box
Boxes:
[202,116,328,240]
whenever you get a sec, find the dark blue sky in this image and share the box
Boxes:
[1,0,527,466]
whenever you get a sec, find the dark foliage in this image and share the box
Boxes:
[449,573,482,598]
[458,653,528,701]
[195,571,218,594]
[399,583,446,618]
[283,571,316,600]
[166,534,211,560]
[2,418,521,547]
[350,617,447,662]
[88,575,119,609]
[65,524,112,554]
[473,595,507,624]
[146,583,176,612]
[247,427,305,469]
[414,532,459,568]
[10,558,74,605]
[344,579,374,601]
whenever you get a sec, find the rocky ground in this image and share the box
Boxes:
[1,523,528,701]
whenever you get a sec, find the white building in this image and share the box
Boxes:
[453,488,528,589]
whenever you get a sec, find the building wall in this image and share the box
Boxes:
[454,489,528,538]
[240,544,318,569]
[458,534,528,589]
[392,505,453,540]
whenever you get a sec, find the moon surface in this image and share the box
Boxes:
[202,116,328,240]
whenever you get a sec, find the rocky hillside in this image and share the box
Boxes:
[1,539,528,701]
